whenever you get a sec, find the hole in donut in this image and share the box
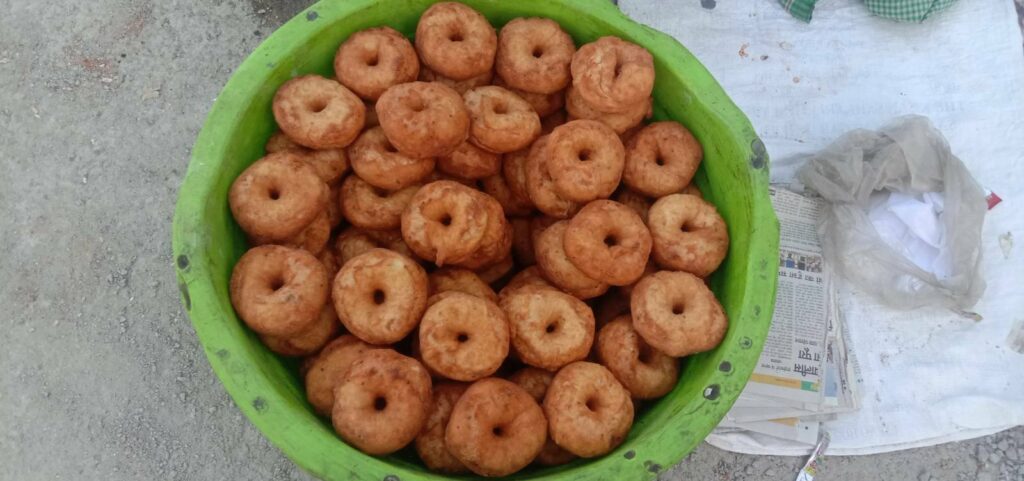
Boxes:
[384,143,398,153]
[613,60,624,78]
[373,396,388,411]
[366,54,379,67]
[603,235,619,247]
[531,46,544,58]
[372,289,386,305]
[308,99,329,113]
[655,157,665,167]
[439,213,452,226]
[671,303,684,315]
[268,188,281,201]
[679,221,693,233]
[545,322,558,334]
[585,397,599,412]
[406,97,427,113]
[491,426,504,437]
[492,102,508,115]
[577,149,592,162]
[269,276,285,291]
[449,32,464,42]
[456,332,469,343]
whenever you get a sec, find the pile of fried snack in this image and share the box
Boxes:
[227,2,729,476]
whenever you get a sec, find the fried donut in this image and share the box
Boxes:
[348,127,434,190]
[229,245,328,337]
[564,200,652,286]
[507,368,577,466]
[648,194,729,276]
[547,120,625,202]
[541,110,568,134]
[339,175,419,230]
[401,181,489,265]
[418,66,493,95]
[273,75,365,149]
[464,86,541,153]
[566,86,651,134]
[332,248,428,344]
[623,121,703,197]
[534,221,609,299]
[419,292,510,381]
[304,335,376,416]
[438,141,501,180]
[332,349,432,455]
[334,27,419,101]
[493,75,564,117]
[445,378,547,476]
[545,361,633,457]
[614,188,651,224]
[524,136,580,218]
[475,253,514,284]
[449,194,511,269]
[248,210,331,255]
[570,37,654,113]
[495,17,575,94]
[502,147,534,208]
[229,153,328,240]
[597,315,679,399]
[501,286,595,371]
[630,270,728,357]
[415,2,496,80]
[415,382,470,474]
[260,303,340,357]
[377,81,470,158]
[498,266,554,303]
[429,268,499,303]
[265,132,351,183]
[510,217,536,266]
[480,173,533,217]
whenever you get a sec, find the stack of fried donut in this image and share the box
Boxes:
[227,2,730,476]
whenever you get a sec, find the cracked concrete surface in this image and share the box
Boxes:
[1,1,1022,480]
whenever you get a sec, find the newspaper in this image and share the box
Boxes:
[715,188,861,443]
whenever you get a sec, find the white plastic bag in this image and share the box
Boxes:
[797,115,986,309]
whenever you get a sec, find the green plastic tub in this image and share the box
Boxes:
[172,0,779,479]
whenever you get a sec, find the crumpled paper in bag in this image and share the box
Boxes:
[798,115,986,310]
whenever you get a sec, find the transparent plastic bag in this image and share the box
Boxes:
[797,115,986,309]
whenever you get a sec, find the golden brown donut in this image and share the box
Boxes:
[334,26,419,101]
[229,245,329,337]
[348,127,434,190]
[510,217,536,266]
[534,220,609,299]
[260,303,340,357]
[273,75,365,149]
[229,152,328,240]
[507,367,577,467]
[428,268,499,304]
[570,37,654,113]
[500,286,595,371]
[501,147,534,208]
[614,188,652,224]
[415,2,496,80]
[332,349,432,455]
[377,81,470,158]
[304,335,376,416]
[419,292,510,381]
[566,86,651,134]
[438,141,501,180]
[332,248,428,344]
[449,194,510,269]
[546,119,625,202]
[480,173,533,217]
[265,131,350,184]
[464,86,541,153]
[623,121,703,197]
[492,75,565,117]
[474,253,514,285]
[596,315,679,399]
[445,378,547,476]
[495,17,575,94]
[630,270,728,357]
[544,361,633,457]
[648,193,729,276]
[248,210,331,255]
[338,175,419,230]
[524,135,580,218]
[401,180,489,265]
[415,382,470,474]
[418,66,493,95]
[498,266,554,303]
[564,200,652,286]
[541,110,568,134]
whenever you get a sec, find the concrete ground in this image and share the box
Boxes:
[0,1,1021,480]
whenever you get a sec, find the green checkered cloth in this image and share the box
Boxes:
[779,0,959,22]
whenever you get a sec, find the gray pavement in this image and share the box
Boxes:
[0,1,1021,480]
